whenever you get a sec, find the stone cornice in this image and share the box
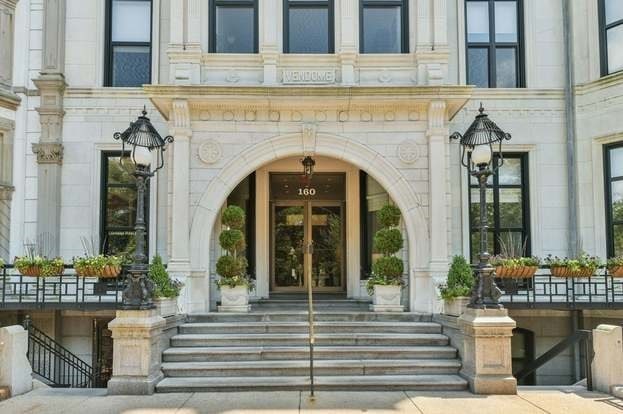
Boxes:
[575,71,623,96]
[0,0,18,11]
[0,87,20,111]
[144,85,473,122]
[0,184,14,201]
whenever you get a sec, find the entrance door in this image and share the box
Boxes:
[271,201,345,292]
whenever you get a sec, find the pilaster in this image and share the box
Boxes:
[168,100,192,313]
[107,309,166,395]
[168,0,201,84]
[40,0,65,75]
[260,0,279,85]
[0,0,19,91]
[458,308,518,394]
[339,0,357,85]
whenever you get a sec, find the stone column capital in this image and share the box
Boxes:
[32,142,63,165]
[0,184,14,200]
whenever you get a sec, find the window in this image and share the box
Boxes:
[468,154,530,262]
[227,173,256,278]
[599,0,623,75]
[360,171,391,278]
[605,143,623,257]
[209,0,258,53]
[465,0,523,88]
[100,153,148,256]
[284,0,335,53]
[360,0,409,53]
[105,0,152,87]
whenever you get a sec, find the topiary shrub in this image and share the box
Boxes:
[366,204,405,295]
[216,206,253,289]
[149,254,183,298]
[439,255,474,300]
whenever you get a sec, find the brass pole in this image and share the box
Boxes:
[307,212,315,398]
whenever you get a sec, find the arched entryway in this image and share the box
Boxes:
[188,132,431,312]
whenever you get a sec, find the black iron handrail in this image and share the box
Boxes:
[22,315,95,388]
[0,264,123,310]
[514,329,593,390]
[499,267,623,309]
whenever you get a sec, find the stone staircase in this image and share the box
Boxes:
[156,309,467,392]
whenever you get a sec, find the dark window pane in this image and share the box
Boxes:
[498,157,522,185]
[112,45,150,87]
[362,6,401,53]
[499,188,523,227]
[288,7,329,53]
[607,25,623,74]
[104,232,135,256]
[470,188,494,228]
[216,6,255,53]
[106,157,136,184]
[467,1,490,42]
[495,1,517,42]
[471,231,494,263]
[496,48,517,87]
[107,188,137,227]
[610,147,623,177]
[614,224,623,257]
[498,231,526,259]
[611,181,623,222]
[606,0,623,25]
[468,48,489,87]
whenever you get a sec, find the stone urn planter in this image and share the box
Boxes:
[154,297,178,318]
[370,285,403,312]
[443,296,470,317]
[218,285,250,312]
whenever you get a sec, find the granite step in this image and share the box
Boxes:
[186,312,432,323]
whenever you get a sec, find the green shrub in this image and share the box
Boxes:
[222,205,245,230]
[439,255,474,300]
[148,254,182,298]
[373,228,403,255]
[377,204,401,228]
[372,256,404,279]
[219,229,245,253]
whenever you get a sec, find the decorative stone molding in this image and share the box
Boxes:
[397,140,420,164]
[428,100,447,131]
[302,123,317,155]
[32,142,63,165]
[171,99,191,132]
[0,184,14,201]
[197,140,222,164]
[225,70,240,83]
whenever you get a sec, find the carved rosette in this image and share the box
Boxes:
[198,140,222,164]
[397,140,420,164]
[32,142,63,165]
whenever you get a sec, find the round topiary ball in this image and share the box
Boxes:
[216,255,241,278]
[378,204,401,228]
[372,256,404,279]
[222,205,245,230]
[373,228,404,255]
[219,229,245,253]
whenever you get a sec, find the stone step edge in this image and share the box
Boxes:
[161,359,462,370]
[163,345,458,354]
[172,333,449,340]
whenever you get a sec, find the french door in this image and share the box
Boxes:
[271,201,344,292]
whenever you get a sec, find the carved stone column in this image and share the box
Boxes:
[33,0,66,256]
[168,100,192,312]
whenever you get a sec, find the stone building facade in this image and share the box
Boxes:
[3,0,623,386]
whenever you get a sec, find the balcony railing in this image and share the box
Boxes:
[499,267,623,309]
[0,265,123,310]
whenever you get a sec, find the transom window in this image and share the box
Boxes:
[100,153,149,256]
[599,0,623,75]
[284,0,335,54]
[465,0,523,88]
[468,154,530,262]
[360,0,409,53]
[605,143,623,257]
[105,0,152,87]
[209,0,258,53]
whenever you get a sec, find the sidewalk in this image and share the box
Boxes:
[0,386,621,414]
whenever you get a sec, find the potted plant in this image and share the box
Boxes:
[545,253,601,278]
[491,256,540,279]
[216,205,253,312]
[439,255,474,316]
[607,257,623,277]
[366,204,404,312]
[74,255,123,278]
[14,255,64,277]
[148,254,183,317]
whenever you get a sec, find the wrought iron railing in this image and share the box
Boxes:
[21,316,95,388]
[499,267,623,309]
[0,265,123,310]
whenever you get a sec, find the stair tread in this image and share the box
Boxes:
[173,333,448,339]
[163,345,458,354]
[156,374,468,389]
[181,321,440,327]
[162,359,462,369]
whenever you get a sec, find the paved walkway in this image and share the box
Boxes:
[1,386,622,414]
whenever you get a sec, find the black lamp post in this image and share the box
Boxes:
[113,108,173,309]
[451,105,511,309]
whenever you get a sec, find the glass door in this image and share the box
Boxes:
[271,201,344,292]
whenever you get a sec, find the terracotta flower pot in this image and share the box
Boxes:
[550,266,595,278]
[17,265,40,277]
[607,266,623,277]
[495,266,538,279]
[98,265,122,278]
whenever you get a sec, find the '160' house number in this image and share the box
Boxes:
[298,187,316,196]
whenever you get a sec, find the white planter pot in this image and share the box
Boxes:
[370,285,403,312]
[218,285,251,313]
[154,297,178,317]
[443,297,471,317]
